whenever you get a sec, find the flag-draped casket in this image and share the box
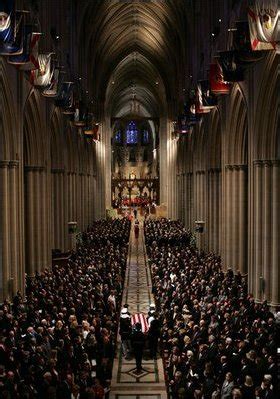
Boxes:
[131,313,149,334]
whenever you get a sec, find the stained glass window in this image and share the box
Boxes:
[126,121,138,144]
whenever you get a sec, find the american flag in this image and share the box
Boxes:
[131,313,149,333]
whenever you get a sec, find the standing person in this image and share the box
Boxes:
[134,220,140,239]
[148,313,161,358]
[221,372,234,399]
[119,308,132,358]
[131,322,145,373]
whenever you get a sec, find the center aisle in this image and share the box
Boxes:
[110,220,167,399]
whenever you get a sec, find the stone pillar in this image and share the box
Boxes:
[263,161,272,300]
[63,172,69,251]
[0,161,10,300]
[223,165,248,272]
[25,166,36,276]
[254,161,263,301]
[271,160,280,306]
[207,170,213,251]
[41,169,47,268]
[60,171,65,251]
[238,165,247,274]
[214,169,221,254]
[225,166,233,268]
[9,161,19,294]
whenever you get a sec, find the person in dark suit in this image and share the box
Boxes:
[131,322,145,372]
[148,313,161,358]
[119,309,132,358]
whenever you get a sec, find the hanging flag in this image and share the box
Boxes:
[209,62,231,95]
[55,81,75,113]
[92,123,99,141]
[185,90,200,126]
[0,10,24,55]
[84,115,99,141]
[30,53,53,87]
[233,21,265,63]
[42,67,60,97]
[196,80,217,114]
[8,23,31,64]
[8,26,40,69]
[73,100,87,127]
[217,51,244,82]
[248,0,280,51]
[0,0,14,45]
[177,113,192,133]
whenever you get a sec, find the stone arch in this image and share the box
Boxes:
[205,109,222,254]
[227,84,248,165]
[23,90,50,276]
[50,108,65,169]
[193,119,207,172]
[64,125,78,173]
[222,84,248,274]
[254,53,280,160]
[23,90,46,166]
[0,60,17,160]
[250,53,280,305]
[208,108,221,169]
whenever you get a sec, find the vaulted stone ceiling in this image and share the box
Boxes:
[78,0,188,118]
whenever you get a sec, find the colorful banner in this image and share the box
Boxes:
[209,62,231,95]
[196,80,217,114]
[9,26,40,70]
[74,101,87,126]
[55,82,75,113]
[0,10,23,55]
[30,53,53,87]
[0,0,14,44]
[8,24,31,64]
[42,67,60,97]
[248,0,280,51]
[84,119,99,141]
[177,113,192,133]
[233,21,265,63]
[218,51,244,82]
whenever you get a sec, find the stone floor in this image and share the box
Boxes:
[110,221,167,399]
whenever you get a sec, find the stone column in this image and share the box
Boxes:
[93,175,97,221]
[0,161,10,300]
[60,171,65,251]
[63,172,68,251]
[41,169,47,268]
[9,161,19,294]
[213,169,221,254]
[207,170,213,251]
[232,166,240,270]
[263,161,272,300]
[254,161,263,301]
[271,160,280,306]
[238,165,247,274]
[25,166,36,276]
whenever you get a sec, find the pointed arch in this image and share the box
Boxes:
[23,90,45,166]
[0,59,17,160]
[227,84,248,165]
[208,108,221,169]
[50,108,65,169]
[254,53,280,160]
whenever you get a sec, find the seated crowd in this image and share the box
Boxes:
[0,218,131,399]
[145,219,278,399]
